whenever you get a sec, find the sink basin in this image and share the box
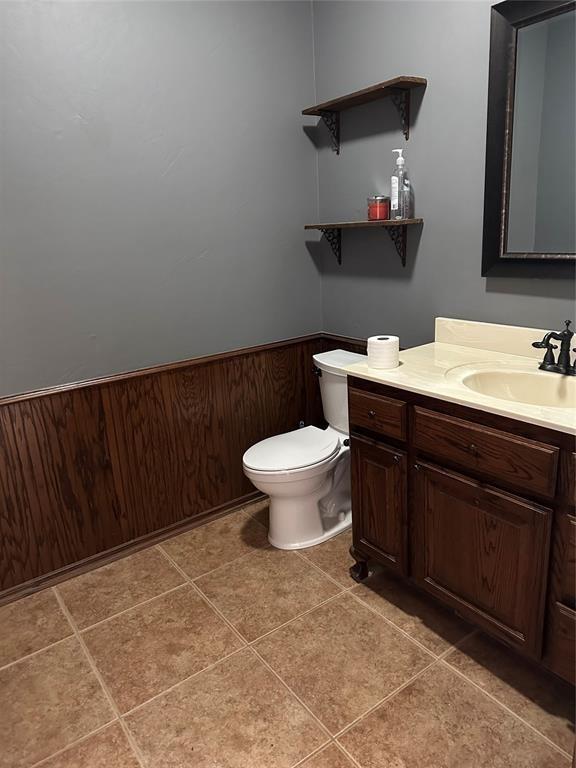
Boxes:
[445,362,576,409]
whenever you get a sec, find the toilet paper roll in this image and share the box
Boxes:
[367,335,400,369]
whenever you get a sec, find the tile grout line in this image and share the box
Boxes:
[346,588,440,660]
[329,629,481,745]
[144,531,345,746]
[74,581,188,634]
[293,547,358,592]
[121,646,247,717]
[291,739,364,768]
[245,590,348,644]
[27,721,119,768]
[239,500,269,528]
[156,542,249,648]
[0,632,75,673]
[438,658,573,760]
[159,537,349,648]
[148,529,483,749]
[52,588,148,768]
[112,544,351,720]
[121,591,355,718]
[120,593,350,716]
[334,656,441,740]
[289,742,332,768]
[333,740,365,768]
[250,644,334,742]
[156,532,272,583]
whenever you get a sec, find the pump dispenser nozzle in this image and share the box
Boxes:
[393,149,405,166]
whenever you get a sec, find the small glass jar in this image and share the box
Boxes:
[367,195,390,221]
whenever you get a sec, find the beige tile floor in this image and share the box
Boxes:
[0,499,574,768]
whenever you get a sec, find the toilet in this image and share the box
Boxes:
[242,349,366,549]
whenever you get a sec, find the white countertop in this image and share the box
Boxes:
[345,319,576,435]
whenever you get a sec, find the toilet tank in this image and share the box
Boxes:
[312,349,367,434]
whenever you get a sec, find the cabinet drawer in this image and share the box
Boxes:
[413,407,558,498]
[349,388,407,441]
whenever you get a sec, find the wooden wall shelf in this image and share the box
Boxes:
[302,76,427,152]
[305,218,423,267]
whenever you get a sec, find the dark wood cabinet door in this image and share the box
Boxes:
[351,434,407,574]
[543,513,576,684]
[412,462,552,657]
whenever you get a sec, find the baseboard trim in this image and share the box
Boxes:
[0,490,264,607]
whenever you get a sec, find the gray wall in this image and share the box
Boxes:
[0,1,321,396]
[312,1,575,348]
[2,1,574,397]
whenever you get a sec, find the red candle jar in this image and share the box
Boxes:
[367,195,390,221]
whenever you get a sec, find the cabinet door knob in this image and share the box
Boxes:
[368,409,376,418]
[393,454,401,463]
[413,463,421,471]
[468,443,478,456]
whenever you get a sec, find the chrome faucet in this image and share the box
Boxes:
[532,320,575,375]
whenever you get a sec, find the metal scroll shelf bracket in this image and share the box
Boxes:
[320,227,342,264]
[319,224,409,267]
[386,224,408,267]
[319,110,340,154]
[389,89,410,141]
[320,88,411,151]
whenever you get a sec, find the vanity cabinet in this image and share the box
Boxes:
[348,377,575,685]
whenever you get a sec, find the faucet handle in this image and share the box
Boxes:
[532,338,557,368]
[532,340,557,350]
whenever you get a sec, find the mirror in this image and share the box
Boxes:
[482,1,576,275]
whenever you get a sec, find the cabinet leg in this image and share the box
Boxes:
[349,546,369,583]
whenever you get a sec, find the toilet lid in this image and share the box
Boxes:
[243,426,340,472]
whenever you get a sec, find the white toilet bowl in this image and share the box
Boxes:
[243,426,351,549]
[242,349,366,550]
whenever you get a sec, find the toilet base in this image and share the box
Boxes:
[267,500,352,550]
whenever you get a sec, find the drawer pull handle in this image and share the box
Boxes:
[393,454,401,463]
[414,463,421,471]
[368,410,376,419]
[468,443,478,456]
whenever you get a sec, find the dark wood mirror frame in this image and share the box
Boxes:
[482,0,576,276]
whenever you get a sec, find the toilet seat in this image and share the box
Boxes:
[243,426,340,473]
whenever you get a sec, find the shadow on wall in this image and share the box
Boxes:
[485,269,575,302]
[302,90,426,150]
[306,224,423,280]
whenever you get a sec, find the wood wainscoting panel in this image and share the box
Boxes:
[0,388,125,591]
[0,333,357,600]
[167,363,237,515]
[102,370,189,540]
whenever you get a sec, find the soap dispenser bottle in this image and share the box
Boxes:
[390,149,412,219]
